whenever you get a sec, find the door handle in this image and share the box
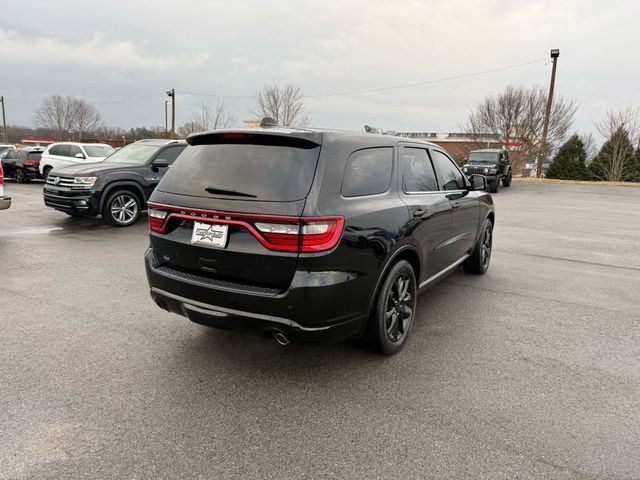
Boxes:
[413,209,425,217]
[451,201,461,209]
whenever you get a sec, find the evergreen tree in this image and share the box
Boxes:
[546,135,589,180]
[626,147,640,182]
[588,128,635,181]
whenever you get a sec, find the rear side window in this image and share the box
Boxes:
[52,145,71,157]
[156,145,185,164]
[160,140,320,201]
[341,147,393,197]
[401,147,438,193]
[431,150,466,191]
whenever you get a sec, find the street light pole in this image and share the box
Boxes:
[166,89,175,137]
[537,49,560,178]
[0,96,7,144]
[164,100,169,133]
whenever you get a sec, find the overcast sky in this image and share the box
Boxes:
[2,0,639,139]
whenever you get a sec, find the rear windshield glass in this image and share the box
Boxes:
[84,145,115,157]
[27,152,42,160]
[159,142,320,201]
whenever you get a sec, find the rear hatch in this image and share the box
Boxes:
[148,130,324,291]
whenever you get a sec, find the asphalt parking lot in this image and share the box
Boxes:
[1,180,639,479]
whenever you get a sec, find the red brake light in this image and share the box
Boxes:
[147,203,344,253]
[23,160,38,166]
[221,132,245,140]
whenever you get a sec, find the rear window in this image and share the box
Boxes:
[27,152,42,160]
[341,147,393,197]
[159,141,320,201]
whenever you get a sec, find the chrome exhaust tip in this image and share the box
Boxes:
[272,331,290,346]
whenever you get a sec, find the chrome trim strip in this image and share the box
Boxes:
[419,254,470,289]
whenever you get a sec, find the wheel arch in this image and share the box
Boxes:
[99,182,146,212]
[362,245,421,333]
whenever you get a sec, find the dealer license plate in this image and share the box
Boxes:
[191,221,228,248]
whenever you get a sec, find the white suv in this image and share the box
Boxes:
[39,142,115,179]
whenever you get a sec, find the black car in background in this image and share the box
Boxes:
[145,128,494,354]
[462,149,512,193]
[43,139,186,226]
[1,147,45,183]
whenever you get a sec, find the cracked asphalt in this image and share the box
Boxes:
[1,180,639,479]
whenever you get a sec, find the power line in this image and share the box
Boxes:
[304,58,547,98]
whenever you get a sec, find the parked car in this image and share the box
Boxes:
[39,142,115,180]
[1,147,45,183]
[462,149,512,193]
[0,162,10,210]
[0,144,15,157]
[144,127,494,354]
[43,139,186,226]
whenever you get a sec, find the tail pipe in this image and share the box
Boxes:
[272,331,290,346]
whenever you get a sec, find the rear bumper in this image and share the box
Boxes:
[0,197,10,210]
[145,249,368,344]
[24,167,43,179]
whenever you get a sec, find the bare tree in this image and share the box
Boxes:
[70,98,103,140]
[591,107,640,181]
[180,101,235,137]
[254,84,309,127]
[464,85,578,170]
[34,95,103,139]
[34,95,74,133]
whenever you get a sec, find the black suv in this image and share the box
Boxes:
[44,139,186,226]
[462,149,512,193]
[145,129,494,354]
[1,147,45,183]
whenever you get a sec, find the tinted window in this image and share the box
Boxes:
[341,147,393,197]
[156,145,186,164]
[68,145,83,157]
[401,147,438,192]
[52,144,71,157]
[27,152,42,160]
[431,150,466,191]
[160,142,320,201]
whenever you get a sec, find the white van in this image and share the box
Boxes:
[39,142,115,179]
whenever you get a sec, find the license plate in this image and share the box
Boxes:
[191,221,228,248]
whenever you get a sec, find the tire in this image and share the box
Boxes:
[14,168,27,183]
[103,190,141,227]
[488,179,498,193]
[43,166,53,181]
[366,260,417,355]
[502,171,512,187]
[464,218,493,275]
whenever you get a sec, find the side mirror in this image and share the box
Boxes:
[75,153,85,159]
[469,174,487,191]
[152,159,170,170]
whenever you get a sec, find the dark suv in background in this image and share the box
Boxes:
[44,139,186,226]
[462,148,512,193]
[145,128,494,354]
[1,147,45,183]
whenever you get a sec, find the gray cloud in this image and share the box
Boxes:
[2,0,639,139]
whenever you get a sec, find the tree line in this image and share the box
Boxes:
[10,83,640,182]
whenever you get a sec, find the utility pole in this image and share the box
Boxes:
[0,96,7,144]
[166,89,175,137]
[164,100,169,133]
[537,49,560,178]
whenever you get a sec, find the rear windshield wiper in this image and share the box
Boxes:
[205,186,257,198]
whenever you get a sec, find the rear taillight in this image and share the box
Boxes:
[148,208,168,233]
[23,160,38,166]
[148,203,344,253]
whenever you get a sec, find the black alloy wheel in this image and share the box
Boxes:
[463,218,493,274]
[368,260,417,355]
[14,168,26,183]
